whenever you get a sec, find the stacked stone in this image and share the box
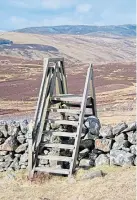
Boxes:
[0,120,29,172]
[79,118,136,168]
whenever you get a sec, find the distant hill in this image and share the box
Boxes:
[14,24,136,37]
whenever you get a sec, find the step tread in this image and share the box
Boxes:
[47,119,79,126]
[35,167,69,175]
[42,143,74,150]
[52,131,77,137]
[38,155,73,162]
[51,94,91,103]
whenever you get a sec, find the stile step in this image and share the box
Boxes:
[35,167,70,175]
[41,143,74,150]
[38,155,73,162]
[47,119,78,126]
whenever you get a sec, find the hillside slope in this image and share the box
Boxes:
[0,32,135,63]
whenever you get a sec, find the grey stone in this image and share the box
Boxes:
[95,154,110,166]
[0,151,7,156]
[130,145,137,155]
[113,122,128,135]
[84,116,101,136]
[127,132,136,144]
[0,156,4,162]
[95,139,112,152]
[110,150,134,166]
[79,159,91,168]
[79,148,89,158]
[21,165,27,169]
[44,150,49,155]
[81,170,104,180]
[84,133,99,140]
[115,133,126,142]
[0,162,4,170]
[134,157,136,166]
[10,157,20,170]
[122,147,130,152]
[0,136,18,151]
[89,153,98,166]
[17,135,25,144]
[80,139,94,150]
[112,140,130,150]
[99,126,113,138]
[15,154,21,158]
[122,122,136,133]
[0,121,8,137]
[15,143,28,153]
[41,131,52,142]
[20,153,28,163]
[20,120,29,134]
[8,121,20,136]
[0,138,5,145]
[4,155,13,169]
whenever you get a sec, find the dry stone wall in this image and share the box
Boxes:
[0,118,136,172]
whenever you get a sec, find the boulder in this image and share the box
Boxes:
[84,116,101,136]
[15,143,28,153]
[122,122,136,133]
[0,136,18,151]
[95,154,110,166]
[122,147,130,152]
[110,149,134,166]
[130,145,137,155]
[99,125,113,138]
[113,122,128,135]
[95,139,112,152]
[127,132,136,144]
[81,170,104,180]
[0,121,8,138]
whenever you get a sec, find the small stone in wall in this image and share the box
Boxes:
[95,154,110,166]
[79,148,89,158]
[8,121,20,136]
[15,143,28,153]
[10,157,20,170]
[79,159,91,168]
[0,121,8,138]
[17,135,26,144]
[0,138,5,145]
[134,157,136,166]
[113,122,128,135]
[110,149,134,166]
[99,125,113,138]
[20,153,28,164]
[80,139,94,150]
[127,131,136,145]
[122,122,136,133]
[130,145,137,155]
[0,156,4,162]
[95,139,112,152]
[0,151,7,156]
[89,153,98,166]
[20,120,29,134]
[0,136,18,151]
[84,116,101,136]
[112,140,130,150]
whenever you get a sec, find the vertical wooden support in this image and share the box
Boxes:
[69,66,92,176]
[90,64,97,117]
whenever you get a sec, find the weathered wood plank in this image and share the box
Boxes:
[35,167,69,175]
[38,155,72,162]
